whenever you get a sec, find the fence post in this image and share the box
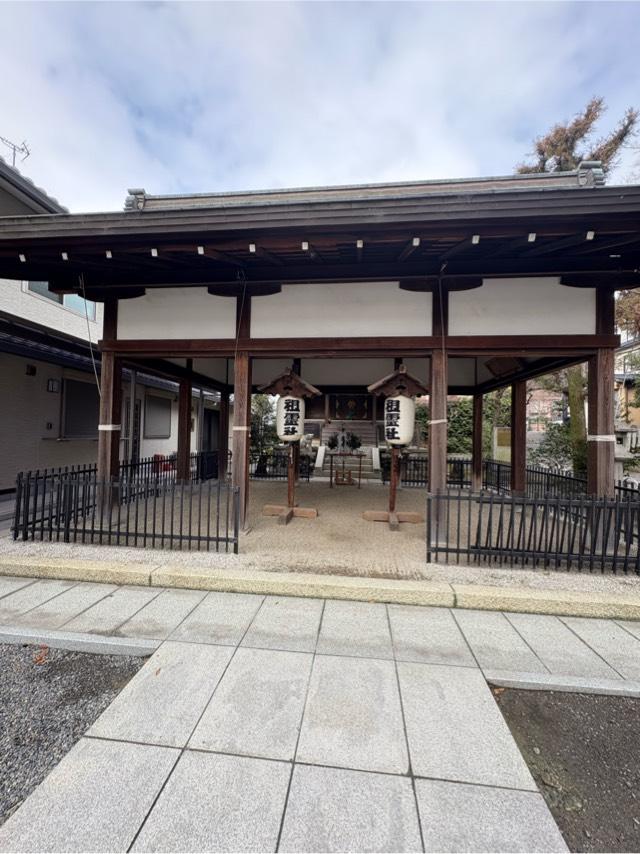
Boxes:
[63,481,73,543]
[13,472,23,540]
[233,487,240,554]
[21,472,32,542]
[426,496,432,562]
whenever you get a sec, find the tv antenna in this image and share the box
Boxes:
[0,135,30,167]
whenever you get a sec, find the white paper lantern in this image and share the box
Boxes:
[384,395,415,446]
[276,396,305,442]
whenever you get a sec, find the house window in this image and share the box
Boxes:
[144,394,172,439]
[63,379,100,438]
[27,281,96,321]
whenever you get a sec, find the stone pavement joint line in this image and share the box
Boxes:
[3,577,640,851]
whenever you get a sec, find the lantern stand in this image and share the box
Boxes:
[258,368,321,526]
[363,365,429,531]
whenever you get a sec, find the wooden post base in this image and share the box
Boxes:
[362,510,424,531]
[263,505,318,525]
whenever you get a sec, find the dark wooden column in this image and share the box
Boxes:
[233,351,252,528]
[218,390,230,479]
[472,393,483,492]
[429,281,449,495]
[510,379,527,495]
[97,299,122,481]
[587,348,615,497]
[176,361,192,482]
[428,349,448,494]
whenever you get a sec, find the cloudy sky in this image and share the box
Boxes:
[1,1,639,213]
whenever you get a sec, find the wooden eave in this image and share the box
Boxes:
[0,184,639,293]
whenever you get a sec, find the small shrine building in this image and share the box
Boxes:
[0,162,637,536]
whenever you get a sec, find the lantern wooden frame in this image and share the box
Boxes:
[259,368,321,525]
[364,365,429,531]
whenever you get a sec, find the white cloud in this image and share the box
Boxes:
[0,1,638,212]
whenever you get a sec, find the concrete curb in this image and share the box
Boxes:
[0,624,159,657]
[150,564,455,606]
[0,557,153,586]
[453,583,640,620]
[1,556,640,620]
[485,669,640,698]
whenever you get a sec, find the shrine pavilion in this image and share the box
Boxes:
[2,161,639,559]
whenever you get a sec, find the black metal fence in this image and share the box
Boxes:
[381,453,640,503]
[249,449,313,481]
[427,491,640,573]
[12,450,238,552]
[381,455,471,488]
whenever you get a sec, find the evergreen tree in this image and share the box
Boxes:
[517,98,637,473]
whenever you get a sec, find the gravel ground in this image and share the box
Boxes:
[0,643,144,826]
[495,688,640,853]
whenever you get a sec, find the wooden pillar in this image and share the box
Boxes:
[371,394,377,446]
[510,379,527,495]
[233,351,252,528]
[127,369,137,464]
[177,367,192,482]
[587,348,615,497]
[428,349,448,494]
[472,393,483,492]
[218,390,230,478]
[97,299,121,481]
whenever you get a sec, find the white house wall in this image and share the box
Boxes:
[0,353,99,491]
[251,283,432,338]
[117,288,236,340]
[0,278,103,341]
[449,278,595,335]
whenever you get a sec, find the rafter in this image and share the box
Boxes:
[397,236,421,262]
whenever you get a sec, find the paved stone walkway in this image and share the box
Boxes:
[2,577,640,851]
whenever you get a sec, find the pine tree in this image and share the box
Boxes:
[517,98,638,473]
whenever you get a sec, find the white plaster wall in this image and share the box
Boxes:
[251,282,432,338]
[0,354,99,491]
[118,288,236,340]
[300,358,396,386]
[191,358,229,383]
[449,278,595,336]
[0,278,103,341]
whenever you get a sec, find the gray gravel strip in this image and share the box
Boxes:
[0,643,144,826]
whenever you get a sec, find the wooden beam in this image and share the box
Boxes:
[578,234,640,256]
[438,237,474,262]
[472,393,483,491]
[100,334,620,359]
[233,351,252,528]
[36,255,640,291]
[596,287,616,335]
[249,244,283,265]
[587,348,615,497]
[201,247,245,267]
[207,283,281,298]
[397,237,421,262]
[521,232,591,257]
